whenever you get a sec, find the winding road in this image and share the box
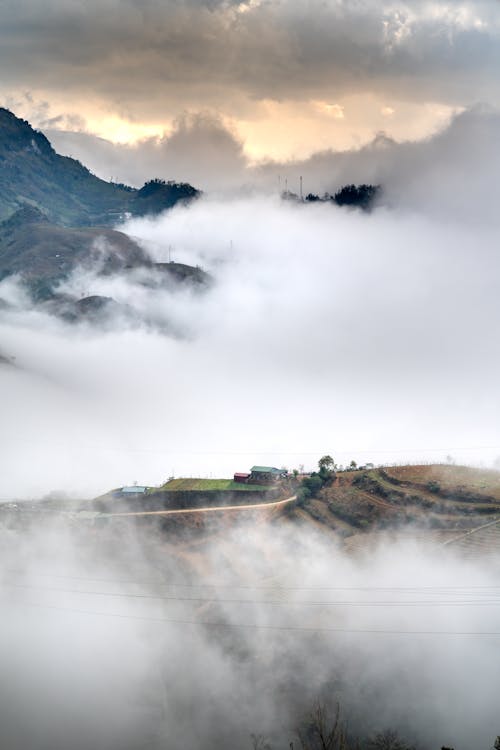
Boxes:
[107,494,297,518]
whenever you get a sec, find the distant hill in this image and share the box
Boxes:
[0,108,199,226]
[0,205,212,322]
[0,204,149,299]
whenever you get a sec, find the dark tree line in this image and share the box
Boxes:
[304,184,380,211]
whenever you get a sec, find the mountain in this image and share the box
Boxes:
[0,204,212,327]
[0,108,199,226]
[0,204,150,299]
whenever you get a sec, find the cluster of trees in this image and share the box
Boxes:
[136,177,199,200]
[295,456,372,505]
[305,184,380,210]
[296,455,337,504]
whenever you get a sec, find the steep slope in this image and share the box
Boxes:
[0,108,199,226]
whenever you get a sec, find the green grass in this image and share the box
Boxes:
[156,478,271,492]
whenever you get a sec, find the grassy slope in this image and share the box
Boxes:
[157,478,271,492]
[384,464,500,501]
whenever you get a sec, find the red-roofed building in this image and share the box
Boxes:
[233,472,250,484]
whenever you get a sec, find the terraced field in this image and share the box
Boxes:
[444,518,500,560]
[384,464,500,501]
[287,465,500,546]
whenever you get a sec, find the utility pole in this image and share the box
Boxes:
[300,175,303,201]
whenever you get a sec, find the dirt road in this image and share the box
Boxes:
[106,495,297,518]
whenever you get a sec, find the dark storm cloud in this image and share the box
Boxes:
[0,1,499,113]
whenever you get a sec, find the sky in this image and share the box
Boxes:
[1,0,500,168]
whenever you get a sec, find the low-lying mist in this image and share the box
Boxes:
[1,515,500,750]
[1,189,500,498]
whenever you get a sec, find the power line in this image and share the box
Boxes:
[6,581,500,607]
[6,569,500,593]
[5,442,499,455]
[13,599,500,637]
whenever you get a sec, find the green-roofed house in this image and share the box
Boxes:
[249,466,288,484]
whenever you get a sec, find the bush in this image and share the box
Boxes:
[427,481,441,493]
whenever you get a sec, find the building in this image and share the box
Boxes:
[249,466,287,484]
[233,472,251,484]
[118,486,148,495]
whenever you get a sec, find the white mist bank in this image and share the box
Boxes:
[0,194,499,497]
[1,519,500,750]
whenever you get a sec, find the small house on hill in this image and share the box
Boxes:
[233,472,251,484]
[249,466,287,484]
[118,486,148,495]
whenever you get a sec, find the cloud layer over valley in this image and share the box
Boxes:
[46,106,500,229]
[1,114,500,498]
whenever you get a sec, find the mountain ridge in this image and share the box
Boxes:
[0,107,199,226]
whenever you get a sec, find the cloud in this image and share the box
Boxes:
[1,103,500,501]
[2,516,500,750]
[47,106,500,229]
[47,112,248,191]
[0,1,499,139]
[1,182,499,498]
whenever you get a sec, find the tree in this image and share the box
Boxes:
[493,737,500,750]
[296,702,348,750]
[366,729,414,750]
[250,734,272,750]
[333,184,380,210]
[318,455,335,472]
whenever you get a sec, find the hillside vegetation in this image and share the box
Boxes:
[0,205,148,298]
[287,464,500,545]
[0,108,199,226]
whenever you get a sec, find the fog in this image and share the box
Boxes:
[1,170,500,498]
[45,107,500,223]
[2,515,500,750]
[1,114,500,750]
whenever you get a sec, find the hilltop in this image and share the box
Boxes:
[3,463,500,552]
[0,108,199,226]
[90,463,500,551]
